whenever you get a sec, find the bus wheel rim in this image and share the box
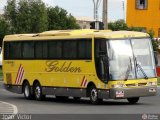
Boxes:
[91,89,98,101]
[35,86,41,98]
[25,85,29,97]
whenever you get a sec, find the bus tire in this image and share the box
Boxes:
[127,97,139,104]
[23,82,33,100]
[34,82,45,101]
[89,86,102,104]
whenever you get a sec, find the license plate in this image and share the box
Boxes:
[116,91,124,97]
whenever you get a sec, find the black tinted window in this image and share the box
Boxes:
[4,39,92,60]
[10,42,22,59]
[78,40,92,59]
[63,41,77,59]
[22,42,34,59]
[48,41,62,59]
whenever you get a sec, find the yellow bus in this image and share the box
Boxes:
[2,29,157,104]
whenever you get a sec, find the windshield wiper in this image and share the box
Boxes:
[135,57,148,80]
[124,57,132,81]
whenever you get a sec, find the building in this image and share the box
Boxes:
[76,16,94,29]
[126,0,160,38]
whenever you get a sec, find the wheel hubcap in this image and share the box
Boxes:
[35,86,41,98]
[91,89,98,101]
[24,85,29,97]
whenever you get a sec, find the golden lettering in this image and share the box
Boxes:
[45,61,82,73]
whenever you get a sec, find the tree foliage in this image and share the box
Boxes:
[0,17,11,46]
[108,20,128,31]
[0,0,80,45]
[47,6,79,30]
[4,0,17,33]
[108,19,144,32]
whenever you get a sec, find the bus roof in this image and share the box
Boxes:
[3,29,149,41]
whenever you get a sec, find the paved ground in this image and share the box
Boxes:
[0,81,160,115]
[0,101,17,114]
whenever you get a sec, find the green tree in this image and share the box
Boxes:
[29,0,48,32]
[4,0,17,33]
[47,6,79,30]
[0,17,11,46]
[148,29,158,51]
[108,20,128,31]
[16,0,31,33]
[108,19,144,32]
[66,14,80,29]
[4,0,48,33]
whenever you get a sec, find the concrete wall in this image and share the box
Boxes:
[126,0,160,37]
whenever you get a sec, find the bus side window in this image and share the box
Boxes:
[4,42,10,60]
[22,42,34,59]
[78,40,92,60]
[10,42,22,59]
[63,41,77,59]
[35,42,43,59]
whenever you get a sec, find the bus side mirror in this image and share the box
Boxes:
[154,51,158,66]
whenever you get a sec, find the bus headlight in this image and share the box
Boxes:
[148,82,157,86]
[112,84,124,88]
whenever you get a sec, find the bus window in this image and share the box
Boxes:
[78,40,92,59]
[22,42,34,59]
[10,42,22,59]
[63,41,77,59]
[48,41,62,59]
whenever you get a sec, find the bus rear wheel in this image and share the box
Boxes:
[89,86,102,104]
[127,97,139,104]
[23,82,33,100]
[34,83,45,101]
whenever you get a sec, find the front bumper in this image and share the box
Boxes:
[4,84,23,94]
[110,86,157,99]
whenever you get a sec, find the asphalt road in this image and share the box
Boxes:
[0,81,160,115]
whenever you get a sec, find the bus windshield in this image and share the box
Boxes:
[107,38,156,80]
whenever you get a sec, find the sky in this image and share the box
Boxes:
[0,0,126,21]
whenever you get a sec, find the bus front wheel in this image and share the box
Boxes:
[89,86,102,104]
[34,83,45,101]
[127,97,139,104]
[23,82,33,100]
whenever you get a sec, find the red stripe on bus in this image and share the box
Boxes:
[16,65,23,84]
[15,64,22,84]
[81,76,85,86]
[18,68,24,84]
[83,79,87,87]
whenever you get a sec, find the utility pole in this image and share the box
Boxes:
[122,1,125,21]
[102,0,108,29]
[92,0,101,29]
